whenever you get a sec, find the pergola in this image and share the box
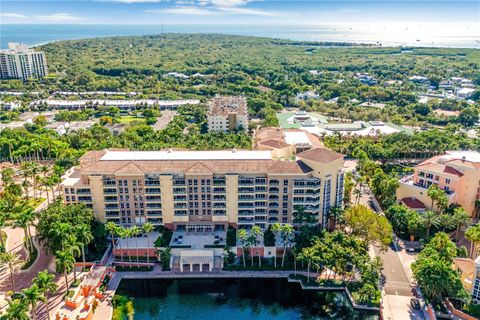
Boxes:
[180,250,214,272]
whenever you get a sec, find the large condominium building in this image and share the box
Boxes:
[397,151,480,215]
[61,147,344,231]
[207,96,248,132]
[0,43,48,80]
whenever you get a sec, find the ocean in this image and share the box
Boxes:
[1,23,479,49]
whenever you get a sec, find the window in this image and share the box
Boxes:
[445,179,451,184]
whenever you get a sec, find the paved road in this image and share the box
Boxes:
[376,247,412,296]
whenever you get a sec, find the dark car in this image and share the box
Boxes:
[410,298,421,310]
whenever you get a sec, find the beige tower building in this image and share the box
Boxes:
[207,96,248,132]
[61,147,344,231]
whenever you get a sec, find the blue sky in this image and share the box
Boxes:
[1,1,479,25]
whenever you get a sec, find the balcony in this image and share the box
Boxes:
[212,178,226,186]
[146,203,162,209]
[238,195,254,201]
[102,180,116,187]
[213,187,226,194]
[104,197,118,203]
[145,188,161,194]
[238,203,254,209]
[238,187,255,194]
[103,189,117,195]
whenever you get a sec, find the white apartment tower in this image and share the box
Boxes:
[0,43,48,80]
[207,96,248,132]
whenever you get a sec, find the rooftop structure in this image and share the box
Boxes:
[0,43,47,80]
[255,127,323,157]
[276,111,410,137]
[356,73,377,86]
[433,109,460,118]
[295,91,320,103]
[397,150,480,215]
[456,88,476,100]
[61,147,345,230]
[207,96,248,132]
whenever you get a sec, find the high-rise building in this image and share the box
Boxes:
[0,43,48,80]
[207,96,248,132]
[61,147,345,231]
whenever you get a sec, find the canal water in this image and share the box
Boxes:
[115,278,379,319]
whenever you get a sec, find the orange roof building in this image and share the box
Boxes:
[397,151,480,216]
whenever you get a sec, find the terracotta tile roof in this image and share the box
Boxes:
[115,161,146,175]
[81,159,278,175]
[266,160,312,174]
[417,162,464,177]
[185,162,214,174]
[259,139,291,149]
[443,165,464,177]
[401,197,426,209]
[296,147,344,163]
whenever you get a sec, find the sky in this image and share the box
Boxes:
[0,0,479,25]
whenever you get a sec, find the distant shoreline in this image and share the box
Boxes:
[2,24,479,50]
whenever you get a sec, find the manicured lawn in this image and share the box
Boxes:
[118,116,145,124]
[27,197,46,209]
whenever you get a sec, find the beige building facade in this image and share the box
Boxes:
[61,148,344,231]
[397,151,480,216]
[207,96,248,132]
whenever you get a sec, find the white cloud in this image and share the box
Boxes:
[1,13,28,18]
[36,13,83,22]
[146,0,275,16]
[149,6,217,15]
[216,6,277,16]
[209,0,254,7]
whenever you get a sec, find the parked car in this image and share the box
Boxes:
[410,298,421,310]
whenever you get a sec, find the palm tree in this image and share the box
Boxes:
[131,226,141,267]
[21,284,44,320]
[271,223,282,268]
[75,224,93,266]
[14,205,35,254]
[353,187,362,205]
[0,251,20,291]
[105,221,118,251]
[64,235,82,282]
[49,222,71,251]
[55,249,75,291]
[299,247,317,283]
[20,162,31,199]
[30,162,39,200]
[280,224,294,268]
[427,184,439,209]
[452,207,472,241]
[142,222,154,265]
[465,225,480,258]
[437,213,454,232]
[422,210,439,240]
[33,270,58,320]
[2,298,29,320]
[124,227,133,267]
[237,229,249,267]
[251,225,263,267]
